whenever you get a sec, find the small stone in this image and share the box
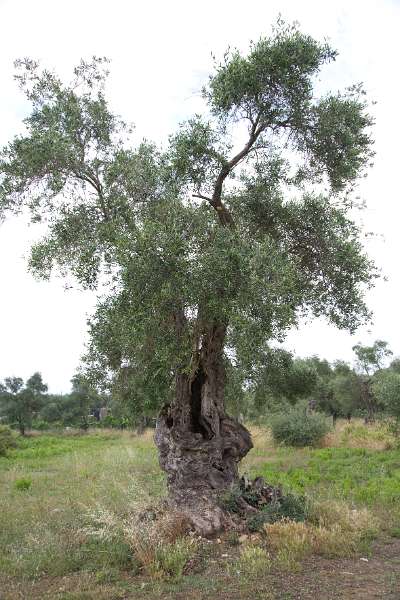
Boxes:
[360,557,369,562]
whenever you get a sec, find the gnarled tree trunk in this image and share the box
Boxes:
[154,322,253,536]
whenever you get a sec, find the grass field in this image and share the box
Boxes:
[0,421,399,599]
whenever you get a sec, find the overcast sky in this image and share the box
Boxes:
[0,0,399,392]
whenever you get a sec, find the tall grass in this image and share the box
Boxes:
[0,431,165,579]
[0,421,399,594]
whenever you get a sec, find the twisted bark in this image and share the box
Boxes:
[154,322,253,536]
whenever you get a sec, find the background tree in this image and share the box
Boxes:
[310,358,359,425]
[353,340,393,375]
[63,374,100,430]
[0,373,47,435]
[373,358,400,435]
[38,394,65,424]
[0,22,376,533]
[329,361,360,422]
[352,340,392,422]
[252,349,317,414]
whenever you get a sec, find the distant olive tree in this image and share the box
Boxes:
[373,358,400,435]
[353,340,393,422]
[0,373,48,435]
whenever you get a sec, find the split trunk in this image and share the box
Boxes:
[154,322,253,536]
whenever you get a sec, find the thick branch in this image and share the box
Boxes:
[72,168,110,221]
[209,119,266,226]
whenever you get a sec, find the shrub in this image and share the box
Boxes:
[0,425,17,456]
[219,485,259,514]
[270,405,331,447]
[246,493,307,532]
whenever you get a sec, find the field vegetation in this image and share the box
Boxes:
[0,421,399,599]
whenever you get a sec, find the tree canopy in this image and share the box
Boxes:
[0,21,376,411]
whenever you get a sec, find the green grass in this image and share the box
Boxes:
[0,432,121,467]
[251,447,400,506]
[1,423,400,599]
[0,431,164,580]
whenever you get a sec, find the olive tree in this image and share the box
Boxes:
[0,373,48,435]
[0,22,376,533]
[373,365,400,434]
[353,340,392,422]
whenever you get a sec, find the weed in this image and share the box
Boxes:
[265,519,312,570]
[153,538,195,581]
[14,477,32,491]
[219,484,259,513]
[95,567,120,583]
[232,545,271,577]
[253,446,400,508]
[390,527,400,538]
[263,501,378,566]
[226,530,240,546]
[246,493,307,532]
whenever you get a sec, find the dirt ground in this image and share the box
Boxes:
[1,537,399,600]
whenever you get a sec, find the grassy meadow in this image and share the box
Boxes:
[0,421,400,599]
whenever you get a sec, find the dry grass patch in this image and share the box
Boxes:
[264,519,313,570]
[230,544,272,578]
[321,420,393,450]
[83,504,196,582]
[262,500,378,569]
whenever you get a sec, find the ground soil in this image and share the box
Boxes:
[1,537,399,600]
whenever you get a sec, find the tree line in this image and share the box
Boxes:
[242,340,398,428]
[0,374,105,435]
[1,339,399,436]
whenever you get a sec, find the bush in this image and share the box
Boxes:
[0,425,17,456]
[270,405,331,447]
[246,493,307,532]
[219,485,259,514]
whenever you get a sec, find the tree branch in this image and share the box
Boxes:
[192,193,212,202]
[209,118,266,226]
[72,168,110,222]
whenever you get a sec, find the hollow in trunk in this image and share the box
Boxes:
[154,324,253,536]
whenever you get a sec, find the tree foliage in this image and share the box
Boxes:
[0,21,376,414]
[0,373,47,435]
[352,340,393,421]
[372,355,400,433]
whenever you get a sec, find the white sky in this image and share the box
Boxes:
[0,0,399,392]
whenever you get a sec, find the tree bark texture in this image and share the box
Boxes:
[154,322,253,536]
